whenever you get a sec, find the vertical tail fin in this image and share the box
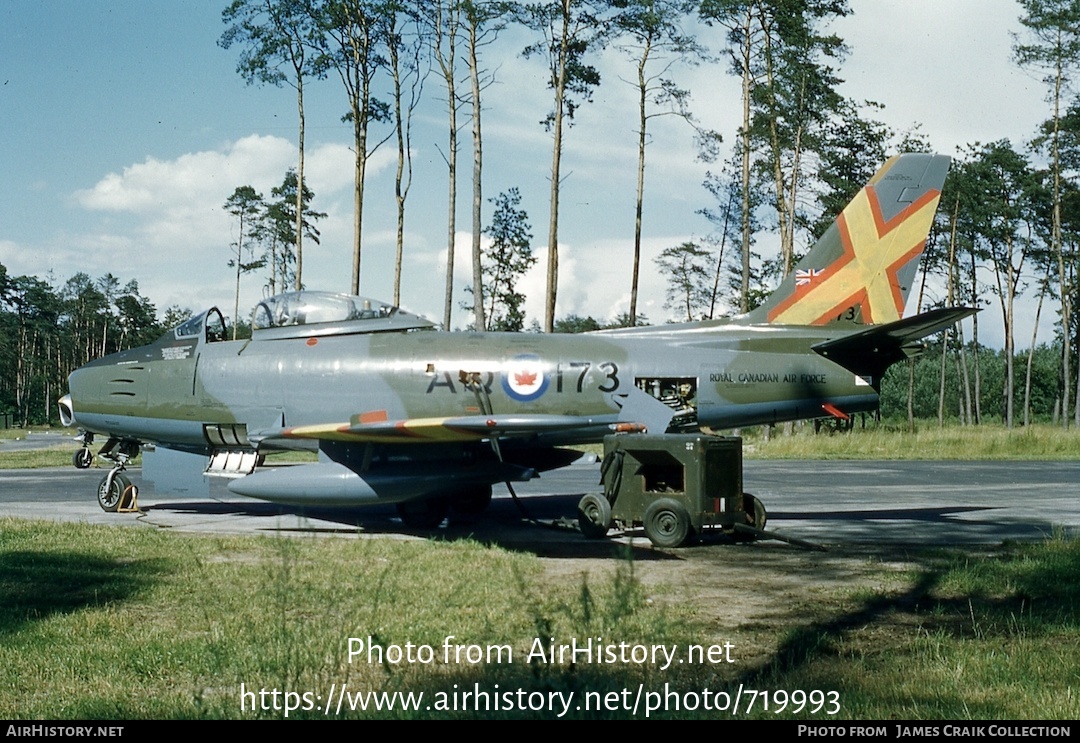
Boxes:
[746,153,950,326]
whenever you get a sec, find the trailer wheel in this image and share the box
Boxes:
[577,493,612,539]
[643,498,694,548]
[744,493,767,530]
[733,493,767,541]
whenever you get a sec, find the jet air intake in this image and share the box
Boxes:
[58,394,75,428]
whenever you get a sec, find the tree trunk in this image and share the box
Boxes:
[1005,252,1015,428]
[940,203,959,427]
[1051,43,1070,428]
[434,4,459,330]
[295,75,306,291]
[390,31,406,306]
[629,43,650,327]
[544,4,571,333]
[233,210,246,341]
[469,21,486,331]
[970,250,981,424]
[1024,279,1047,426]
[351,109,367,296]
[1072,251,1079,426]
[909,254,930,431]
[958,322,972,425]
[938,331,949,427]
[738,7,753,313]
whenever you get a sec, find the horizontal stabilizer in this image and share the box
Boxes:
[812,307,977,382]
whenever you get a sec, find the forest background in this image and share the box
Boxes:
[3,0,1080,433]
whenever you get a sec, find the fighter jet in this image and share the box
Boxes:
[59,153,972,528]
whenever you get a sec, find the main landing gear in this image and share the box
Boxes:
[395,485,494,529]
[396,496,449,529]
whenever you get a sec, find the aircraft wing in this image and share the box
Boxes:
[812,307,977,381]
[253,413,645,445]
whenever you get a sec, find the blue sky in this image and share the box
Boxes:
[0,0,1052,346]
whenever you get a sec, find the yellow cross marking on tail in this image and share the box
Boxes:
[769,185,942,325]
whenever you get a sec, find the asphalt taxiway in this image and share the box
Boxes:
[1,459,1077,547]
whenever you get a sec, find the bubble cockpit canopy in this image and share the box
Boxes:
[251,291,435,339]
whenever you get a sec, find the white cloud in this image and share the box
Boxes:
[58,135,391,315]
[75,134,296,213]
[306,141,398,196]
[0,240,31,271]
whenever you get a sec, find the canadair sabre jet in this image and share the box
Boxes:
[60,153,972,528]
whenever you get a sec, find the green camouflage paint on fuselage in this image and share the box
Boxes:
[70,316,873,450]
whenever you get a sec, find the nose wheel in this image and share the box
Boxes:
[97,470,138,512]
[73,448,93,469]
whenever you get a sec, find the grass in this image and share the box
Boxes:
[3,423,1078,469]
[0,448,79,469]
[0,426,74,441]
[569,422,1080,462]
[0,520,690,719]
[0,518,1078,719]
[0,427,78,468]
[749,536,1080,719]
[741,422,1080,460]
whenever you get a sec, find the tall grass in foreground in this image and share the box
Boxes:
[743,422,1080,460]
[0,518,1078,718]
[753,535,1080,719]
[0,520,690,719]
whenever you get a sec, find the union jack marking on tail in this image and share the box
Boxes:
[795,268,824,286]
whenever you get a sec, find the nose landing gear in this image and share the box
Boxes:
[97,470,137,512]
[93,437,142,513]
[72,447,94,469]
[72,431,95,469]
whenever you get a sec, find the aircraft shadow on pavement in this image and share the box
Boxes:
[769,505,992,521]
[768,505,1069,543]
[139,493,688,561]
[137,497,1068,551]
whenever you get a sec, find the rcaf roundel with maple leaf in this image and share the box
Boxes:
[501,354,550,402]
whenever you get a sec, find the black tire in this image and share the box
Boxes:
[733,493,767,541]
[396,497,449,529]
[577,493,612,539]
[450,485,492,516]
[643,497,694,548]
[73,448,93,469]
[97,472,132,513]
[744,493,767,530]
